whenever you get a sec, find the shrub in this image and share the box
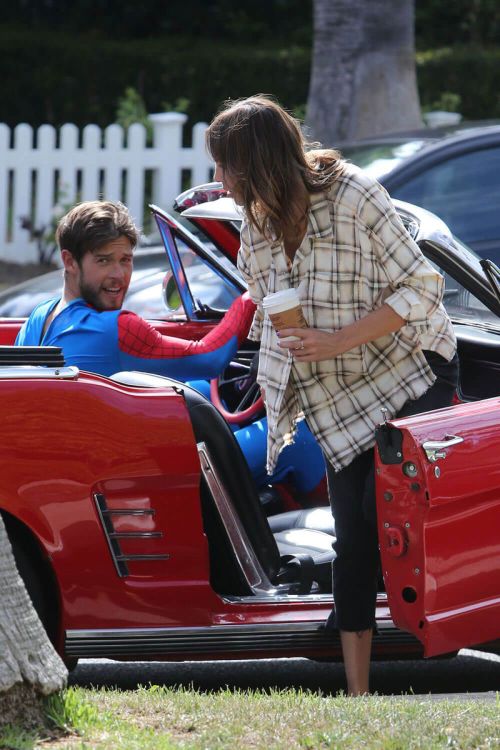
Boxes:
[417,46,500,120]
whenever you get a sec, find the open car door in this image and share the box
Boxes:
[375,396,500,657]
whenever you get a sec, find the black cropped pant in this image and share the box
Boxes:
[324,351,459,632]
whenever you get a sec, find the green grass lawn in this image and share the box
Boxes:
[2,686,498,750]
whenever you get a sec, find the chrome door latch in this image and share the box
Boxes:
[422,435,464,462]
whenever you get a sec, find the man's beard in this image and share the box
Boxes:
[78,279,122,311]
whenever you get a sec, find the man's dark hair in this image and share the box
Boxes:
[55,200,141,263]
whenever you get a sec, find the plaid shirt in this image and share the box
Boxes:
[237,163,457,473]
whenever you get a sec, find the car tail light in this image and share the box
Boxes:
[174,182,227,213]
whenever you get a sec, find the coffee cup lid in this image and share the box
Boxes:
[262,288,300,308]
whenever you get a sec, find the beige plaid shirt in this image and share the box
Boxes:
[237,163,457,473]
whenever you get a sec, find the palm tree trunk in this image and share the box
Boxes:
[0,516,67,726]
[305,0,422,145]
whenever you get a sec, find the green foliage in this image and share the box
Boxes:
[0,0,313,44]
[417,46,500,120]
[161,96,190,115]
[422,92,462,115]
[20,187,76,265]
[44,687,100,732]
[0,29,311,129]
[0,22,499,132]
[116,86,151,130]
[416,0,500,49]
[2,685,500,749]
[42,685,500,749]
[0,725,37,750]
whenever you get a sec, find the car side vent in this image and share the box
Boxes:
[0,345,65,367]
[93,493,170,577]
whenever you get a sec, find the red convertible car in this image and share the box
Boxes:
[0,187,499,668]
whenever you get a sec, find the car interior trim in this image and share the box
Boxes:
[0,365,79,379]
[197,441,278,595]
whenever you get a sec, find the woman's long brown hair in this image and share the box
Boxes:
[206,95,344,242]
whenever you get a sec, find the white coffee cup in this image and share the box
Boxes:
[262,288,308,342]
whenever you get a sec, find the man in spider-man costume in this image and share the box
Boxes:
[16,201,254,378]
[16,200,326,505]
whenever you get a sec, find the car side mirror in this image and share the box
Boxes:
[162,272,182,312]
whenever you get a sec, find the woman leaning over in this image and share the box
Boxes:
[206,95,458,695]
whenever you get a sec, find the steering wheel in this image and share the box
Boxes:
[210,347,265,425]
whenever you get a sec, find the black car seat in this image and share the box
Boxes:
[111,371,335,595]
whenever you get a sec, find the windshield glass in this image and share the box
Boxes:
[429,236,499,328]
[341,140,429,179]
[441,272,499,327]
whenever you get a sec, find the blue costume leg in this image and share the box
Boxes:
[233,418,325,493]
[186,380,326,499]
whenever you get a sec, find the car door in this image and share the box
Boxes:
[375,396,500,657]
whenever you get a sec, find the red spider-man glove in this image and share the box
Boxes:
[223,291,257,345]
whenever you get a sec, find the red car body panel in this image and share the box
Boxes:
[193,216,239,262]
[0,366,498,663]
[376,397,500,657]
[0,366,410,662]
[0,319,23,344]
[1,374,199,631]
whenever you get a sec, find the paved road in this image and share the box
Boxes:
[69,648,500,699]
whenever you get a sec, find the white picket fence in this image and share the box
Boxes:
[0,113,214,264]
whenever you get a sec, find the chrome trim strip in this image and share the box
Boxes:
[115,554,170,562]
[65,620,417,659]
[197,442,277,595]
[101,509,155,517]
[0,365,79,379]
[224,592,333,604]
[94,493,129,577]
[108,531,162,539]
[222,592,389,605]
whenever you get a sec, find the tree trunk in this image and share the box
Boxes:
[0,516,67,727]
[305,0,422,145]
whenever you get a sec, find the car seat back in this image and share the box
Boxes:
[110,372,283,588]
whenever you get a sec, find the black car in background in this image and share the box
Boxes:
[340,123,500,264]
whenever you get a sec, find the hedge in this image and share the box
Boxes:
[0,28,310,128]
[417,46,500,120]
[1,28,499,129]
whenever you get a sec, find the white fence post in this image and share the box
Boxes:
[126,123,147,228]
[0,114,213,265]
[59,123,79,206]
[149,112,187,210]
[11,124,33,255]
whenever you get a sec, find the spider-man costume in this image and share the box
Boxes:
[15,293,254,379]
[16,292,326,500]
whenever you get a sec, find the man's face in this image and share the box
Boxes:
[72,237,134,311]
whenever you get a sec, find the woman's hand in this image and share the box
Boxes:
[277,327,344,361]
[277,304,406,362]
